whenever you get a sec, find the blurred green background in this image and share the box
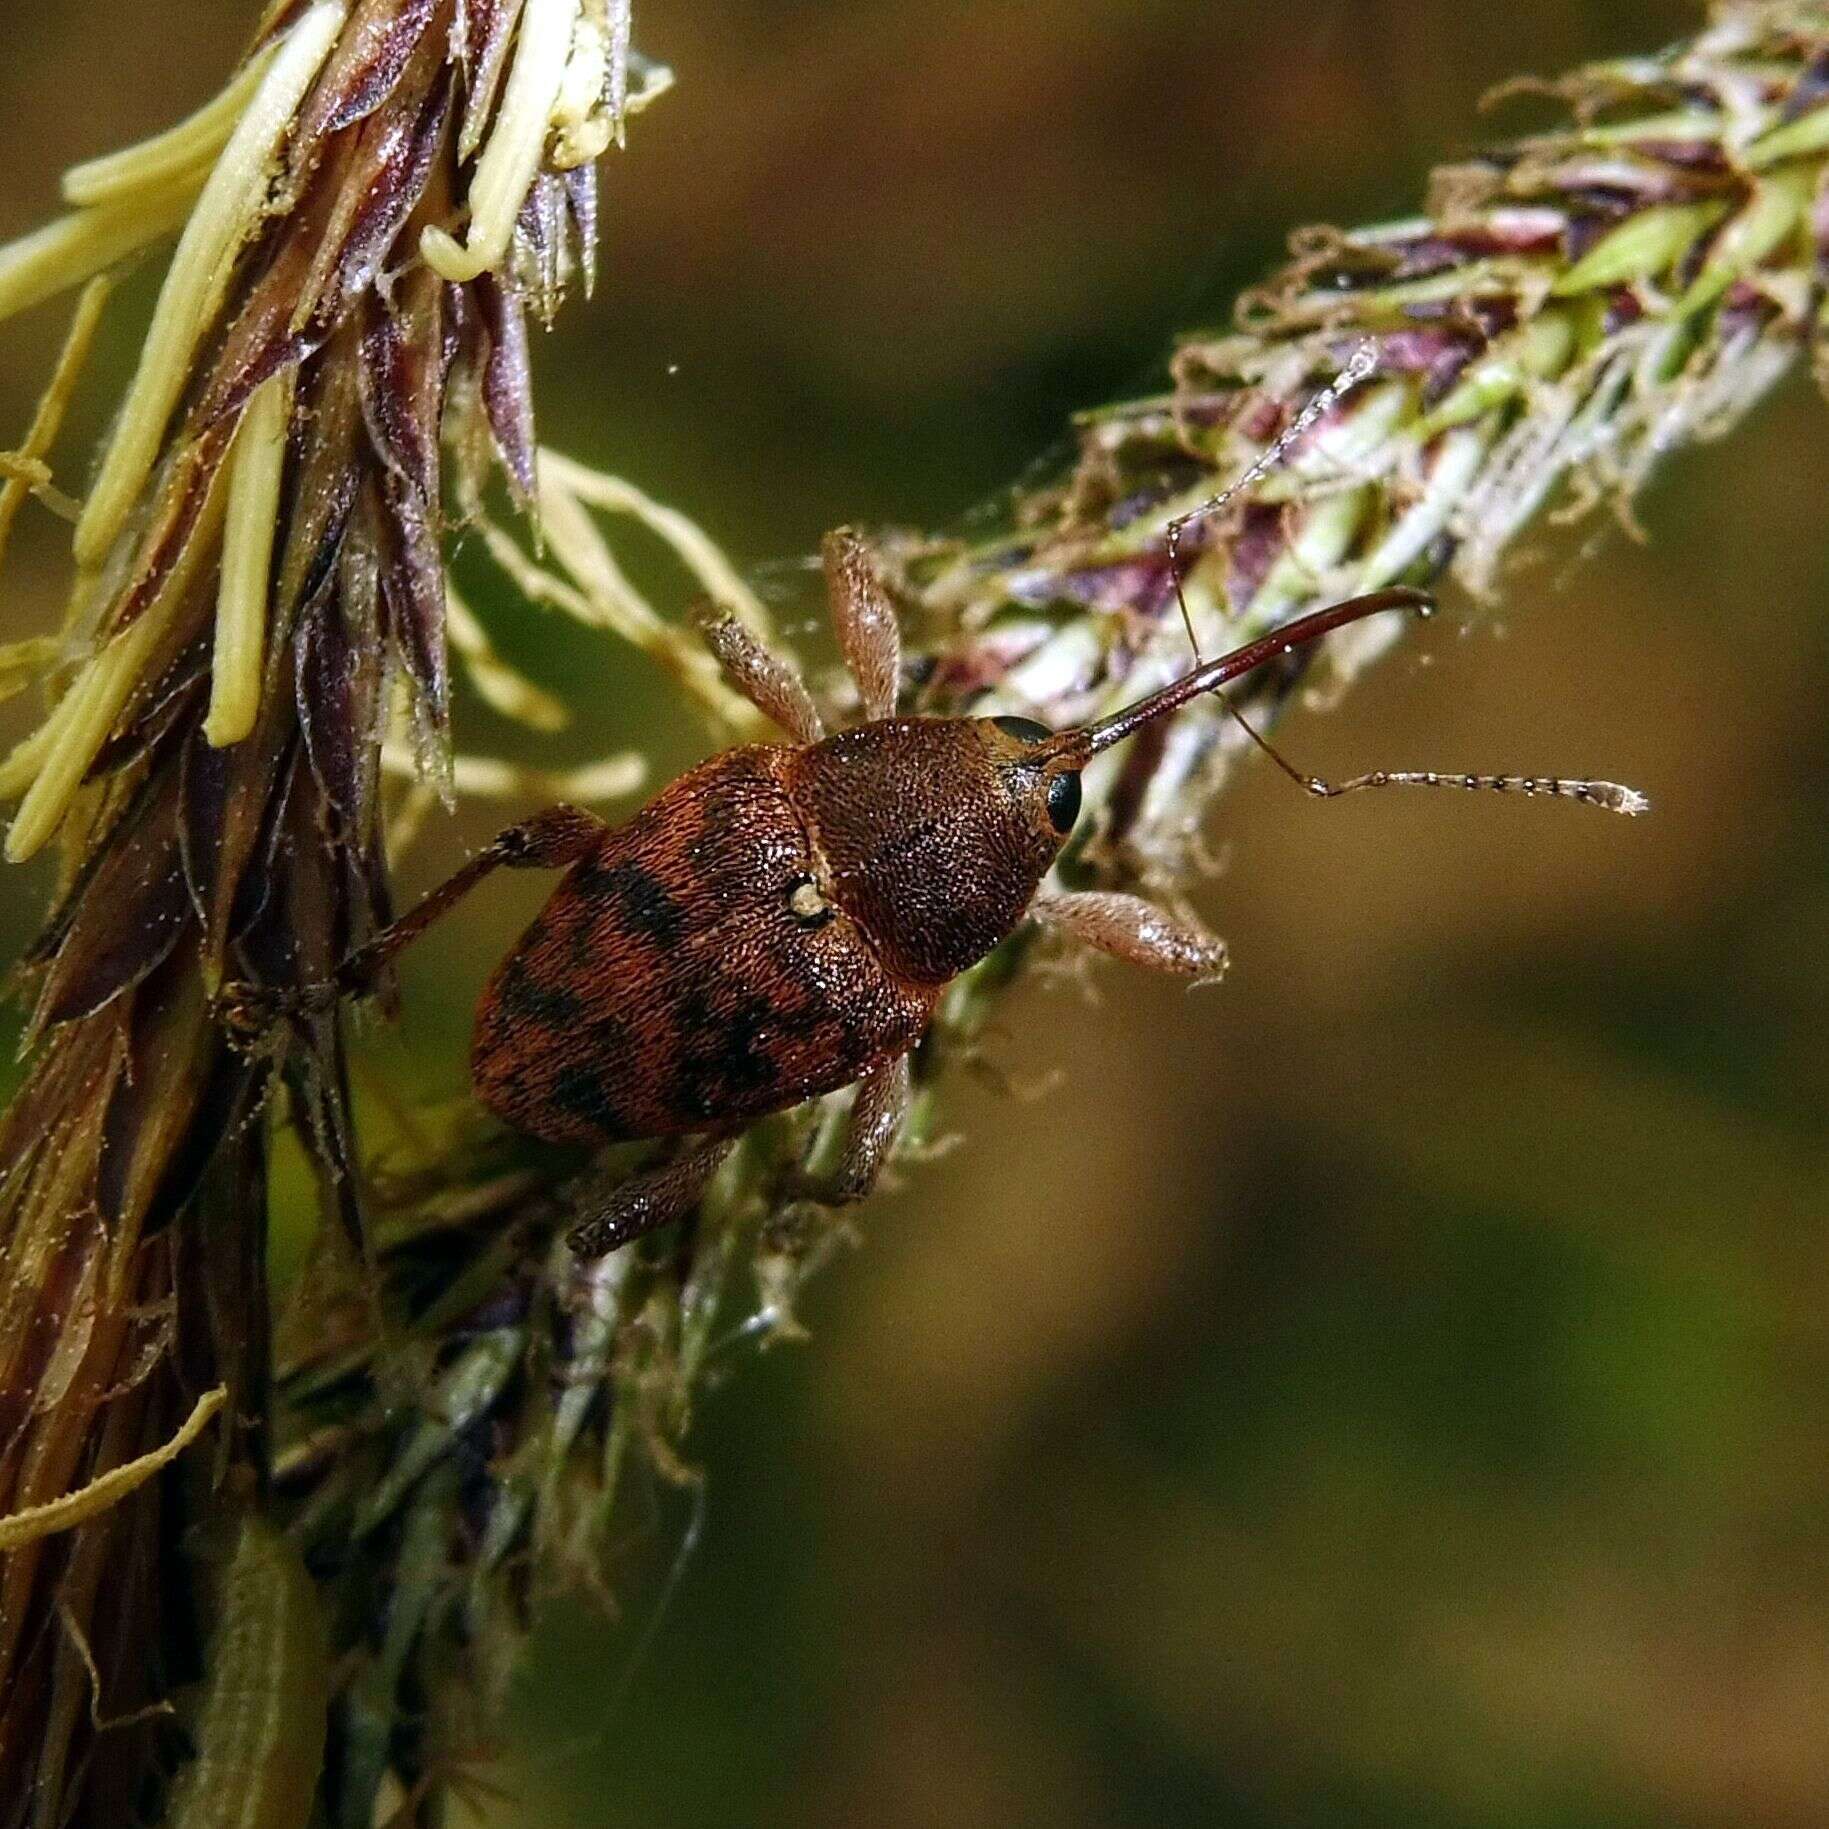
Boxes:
[5,2,1829,1825]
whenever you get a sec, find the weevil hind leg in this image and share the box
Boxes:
[220,804,610,1035]
[822,527,902,722]
[568,1136,737,1259]
[338,803,609,994]
[692,604,826,743]
[1029,889,1229,984]
[785,1051,913,1208]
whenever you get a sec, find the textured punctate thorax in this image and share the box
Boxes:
[788,719,1060,984]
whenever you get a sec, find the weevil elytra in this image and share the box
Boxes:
[274,531,1645,1259]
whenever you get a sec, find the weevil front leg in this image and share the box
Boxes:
[568,1136,736,1258]
[1028,890,1230,985]
[822,528,902,721]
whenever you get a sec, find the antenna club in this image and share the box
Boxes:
[1300,768,1652,815]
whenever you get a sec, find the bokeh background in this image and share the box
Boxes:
[4,2,1828,1825]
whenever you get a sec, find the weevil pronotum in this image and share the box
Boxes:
[241,527,1646,1258]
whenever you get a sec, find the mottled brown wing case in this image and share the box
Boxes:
[471,747,935,1145]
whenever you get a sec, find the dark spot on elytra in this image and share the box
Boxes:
[775,994,831,1041]
[720,999,781,1095]
[587,1011,630,1058]
[574,857,686,948]
[498,957,584,1028]
[550,1065,631,1140]
[673,990,780,1120]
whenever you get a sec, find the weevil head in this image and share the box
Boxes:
[784,588,1439,988]
[788,715,1083,985]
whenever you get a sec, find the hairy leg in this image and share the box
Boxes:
[567,1136,736,1258]
[222,803,608,1031]
[788,1051,912,1207]
[822,528,901,722]
[1029,889,1229,984]
[692,604,826,744]
[339,802,607,991]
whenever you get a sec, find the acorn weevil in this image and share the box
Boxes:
[269,531,1644,1256]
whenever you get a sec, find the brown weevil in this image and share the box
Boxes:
[273,531,1645,1256]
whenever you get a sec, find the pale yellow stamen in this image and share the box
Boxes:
[75,2,346,571]
[0,702,65,801]
[0,455,81,525]
[380,743,645,802]
[207,368,295,748]
[0,277,115,581]
[422,0,583,283]
[61,42,279,208]
[529,484,760,734]
[534,482,671,647]
[0,1389,225,1549]
[5,623,171,861]
[446,586,569,731]
[475,455,776,737]
[0,638,61,706]
[7,468,231,862]
[538,449,774,638]
[554,17,609,130]
[0,180,200,327]
[551,16,612,170]
[475,510,599,622]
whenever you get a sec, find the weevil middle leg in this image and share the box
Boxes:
[221,802,610,1031]
[335,802,610,996]
[783,1049,914,1209]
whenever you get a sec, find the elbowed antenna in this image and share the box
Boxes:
[1040,586,1649,818]
[1046,587,1433,763]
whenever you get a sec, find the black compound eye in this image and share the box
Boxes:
[1046,769,1083,835]
[992,715,1052,745]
